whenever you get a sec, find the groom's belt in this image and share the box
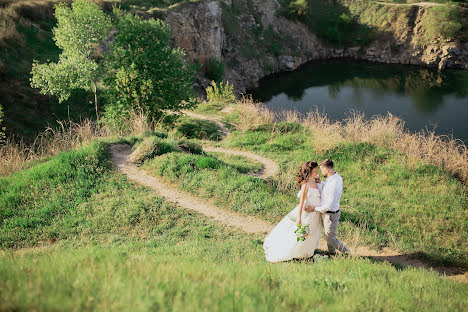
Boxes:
[325,209,340,214]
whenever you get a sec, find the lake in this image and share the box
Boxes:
[249,60,468,142]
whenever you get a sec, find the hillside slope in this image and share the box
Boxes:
[0,139,467,310]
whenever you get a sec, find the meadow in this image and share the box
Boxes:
[1,137,467,311]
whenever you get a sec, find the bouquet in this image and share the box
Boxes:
[288,214,311,241]
[294,223,311,242]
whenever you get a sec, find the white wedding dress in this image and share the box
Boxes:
[263,183,323,263]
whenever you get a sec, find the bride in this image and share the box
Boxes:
[263,161,323,263]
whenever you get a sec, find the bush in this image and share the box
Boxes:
[263,24,284,56]
[129,136,180,163]
[206,58,225,83]
[195,156,220,169]
[177,139,203,155]
[176,117,223,141]
[288,0,308,16]
[205,80,236,104]
[421,4,462,44]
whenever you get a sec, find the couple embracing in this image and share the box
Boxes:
[263,159,350,263]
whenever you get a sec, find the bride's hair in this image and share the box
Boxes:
[296,161,318,188]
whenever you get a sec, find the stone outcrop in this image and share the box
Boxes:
[160,0,468,94]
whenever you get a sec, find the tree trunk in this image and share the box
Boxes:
[93,81,99,120]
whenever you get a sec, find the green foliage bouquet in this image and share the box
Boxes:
[288,214,311,241]
[294,223,311,242]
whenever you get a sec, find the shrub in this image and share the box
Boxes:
[206,58,225,83]
[144,131,168,139]
[288,0,308,16]
[220,1,242,42]
[263,24,283,56]
[177,139,203,155]
[129,136,180,163]
[176,117,223,141]
[205,80,236,104]
[195,156,220,169]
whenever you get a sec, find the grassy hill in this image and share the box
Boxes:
[0,138,467,310]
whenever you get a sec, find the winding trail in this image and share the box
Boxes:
[204,146,279,179]
[109,110,467,282]
[111,143,273,234]
[374,1,440,7]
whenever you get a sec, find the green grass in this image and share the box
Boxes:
[420,3,463,44]
[142,123,468,267]
[0,139,467,310]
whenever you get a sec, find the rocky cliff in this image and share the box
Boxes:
[158,0,468,94]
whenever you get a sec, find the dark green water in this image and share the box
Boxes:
[249,60,468,142]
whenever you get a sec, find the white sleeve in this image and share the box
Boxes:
[315,179,337,213]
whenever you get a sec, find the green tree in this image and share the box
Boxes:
[30,0,112,119]
[103,10,197,126]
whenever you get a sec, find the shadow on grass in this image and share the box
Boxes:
[287,247,466,279]
[364,252,467,277]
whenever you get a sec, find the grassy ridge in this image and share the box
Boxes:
[0,139,467,310]
[284,0,465,47]
[0,141,112,247]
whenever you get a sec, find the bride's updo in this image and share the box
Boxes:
[296,161,318,188]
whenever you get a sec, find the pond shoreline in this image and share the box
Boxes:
[247,59,468,143]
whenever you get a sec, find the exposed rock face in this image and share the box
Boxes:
[163,1,226,64]
[161,0,468,94]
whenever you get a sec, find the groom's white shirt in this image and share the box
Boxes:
[315,172,342,213]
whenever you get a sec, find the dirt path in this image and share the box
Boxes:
[374,1,440,7]
[182,111,279,179]
[111,143,273,234]
[204,146,279,179]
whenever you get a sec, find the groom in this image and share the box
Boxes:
[305,159,350,254]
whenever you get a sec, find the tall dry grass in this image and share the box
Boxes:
[235,97,468,185]
[231,95,275,132]
[0,111,155,176]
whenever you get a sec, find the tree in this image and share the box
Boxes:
[30,0,112,119]
[103,10,197,125]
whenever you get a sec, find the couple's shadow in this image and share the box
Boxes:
[288,249,466,278]
[289,249,341,263]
